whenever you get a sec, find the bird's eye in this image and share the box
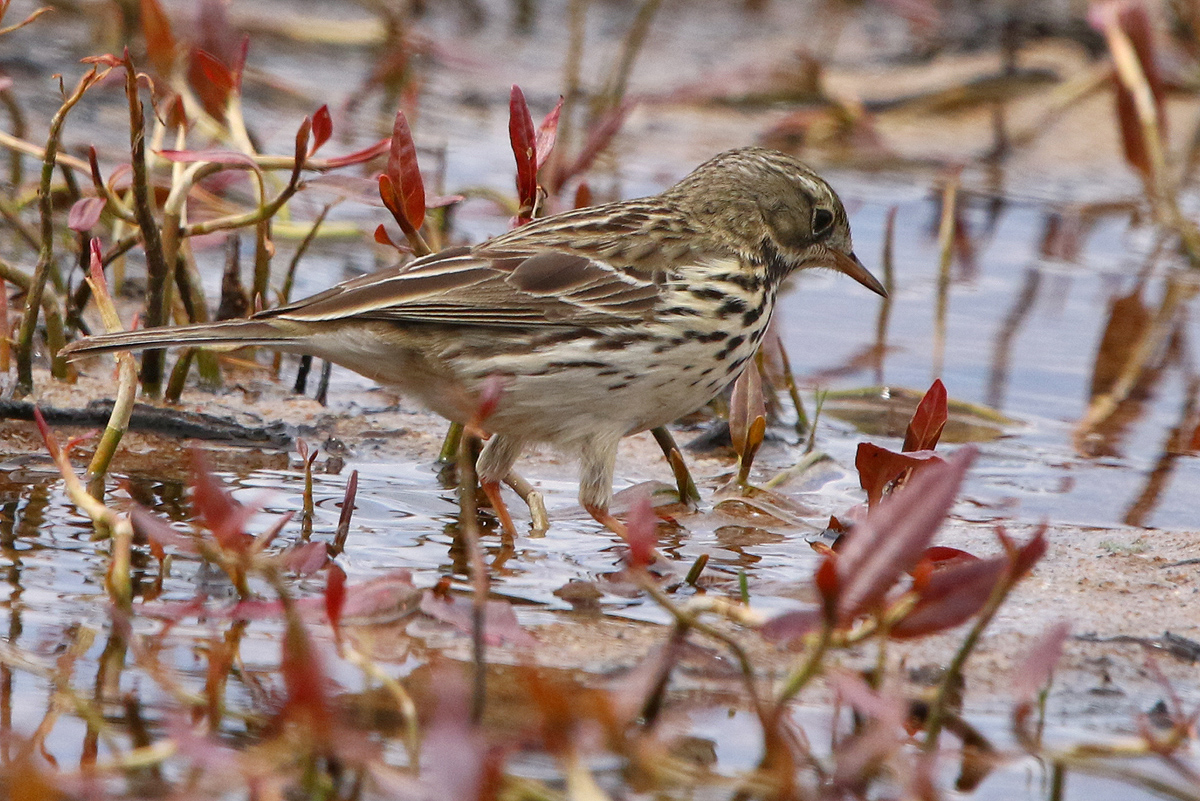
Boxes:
[812,207,835,238]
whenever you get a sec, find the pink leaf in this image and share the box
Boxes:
[760,608,823,648]
[1011,620,1070,701]
[68,197,106,232]
[130,505,200,554]
[230,35,249,94]
[889,555,1007,639]
[624,490,658,568]
[281,541,329,576]
[158,149,260,167]
[320,137,389,168]
[535,97,564,171]
[835,445,976,625]
[418,591,537,647]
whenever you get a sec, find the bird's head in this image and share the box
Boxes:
[671,147,886,297]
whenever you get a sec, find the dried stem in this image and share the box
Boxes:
[123,54,172,398]
[458,429,489,724]
[931,171,959,382]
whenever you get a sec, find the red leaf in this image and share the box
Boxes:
[890,526,1047,639]
[509,85,538,220]
[386,110,425,230]
[902,379,948,452]
[919,545,978,568]
[294,116,311,171]
[189,450,254,553]
[68,197,106,232]
[139,0,177,77]
[325,563,347,630]
[373,223,400,250]
[855,443,943,508]
[190,49,234,116]
[815,554,838,607]
[535,97,564,171]
[280,616,333,727]
[889,555,1006,639]
[31,408,59,462]
[310,104,333,155]
[1009,523,1049,579]
[836,446,975,626]
[573,181,592,209]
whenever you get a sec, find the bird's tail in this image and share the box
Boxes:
[60,319,295,359]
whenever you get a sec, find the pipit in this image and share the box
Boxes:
[63,147,885,535]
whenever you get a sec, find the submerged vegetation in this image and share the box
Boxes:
[0,0,1198,798]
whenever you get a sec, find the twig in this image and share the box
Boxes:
[123,53,173,398]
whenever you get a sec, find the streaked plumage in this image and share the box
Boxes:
[62,147,884,533]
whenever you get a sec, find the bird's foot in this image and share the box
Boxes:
[481,480,519,539]
[584,503,629,540]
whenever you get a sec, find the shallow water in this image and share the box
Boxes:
[2,0,1198,797]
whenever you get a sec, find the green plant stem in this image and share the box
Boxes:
[922,564,1016,749]
[774,621,832,706]
[1,259,67,360]
[15,69,102,393]
[438,421,464,464]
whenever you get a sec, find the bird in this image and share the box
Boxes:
[62,147,886,536]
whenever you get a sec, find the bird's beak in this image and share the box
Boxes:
[833,250,887,298]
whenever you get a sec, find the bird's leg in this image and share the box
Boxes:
[579,432,624,537]
[480,480,518,538]
[477,434,525,538]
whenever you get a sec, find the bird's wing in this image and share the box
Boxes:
[261,242,664,328]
